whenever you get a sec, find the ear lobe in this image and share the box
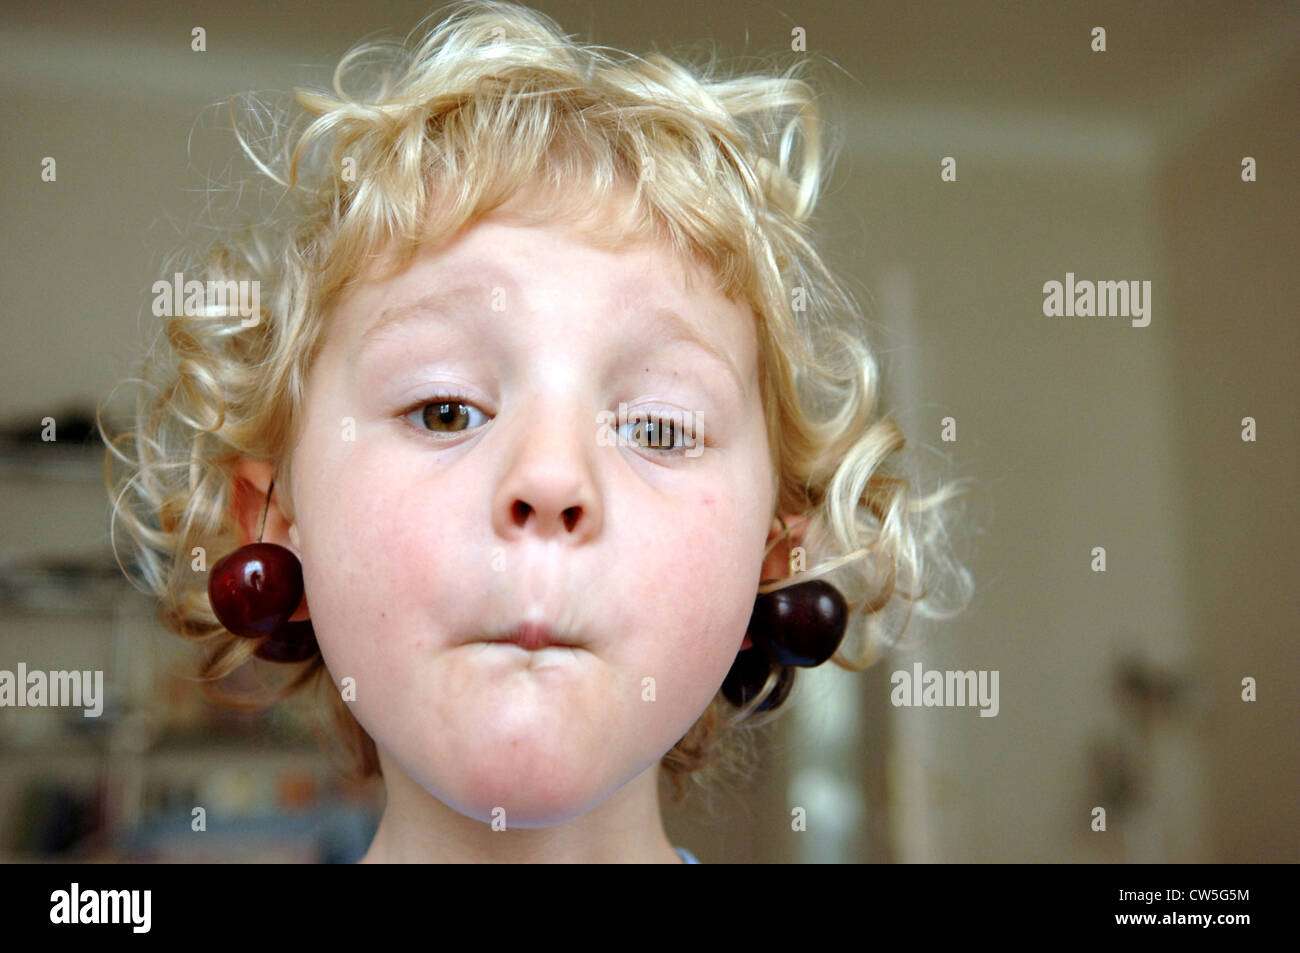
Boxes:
[230,459,295,550]
[287,590,311,623]
[761,513,811,582]
[230,463,270,546]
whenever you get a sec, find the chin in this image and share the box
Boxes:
[437,748,617,828]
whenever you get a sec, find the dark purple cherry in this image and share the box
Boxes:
[254,620,319,663]
[208,542,304,639]
[747,579,848,667]
[721,648,795,712]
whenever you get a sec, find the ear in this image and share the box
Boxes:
[760,513,811,583]
[741,513,812,651]
[230,459,310,623]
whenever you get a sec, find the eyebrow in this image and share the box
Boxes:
[358,286,749,398]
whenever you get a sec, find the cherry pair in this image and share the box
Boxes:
[720,578,849,713]
[206,480,318,663]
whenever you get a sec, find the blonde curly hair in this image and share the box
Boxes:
[101,0,974,804]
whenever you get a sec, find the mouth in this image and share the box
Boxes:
[477,620,586,652]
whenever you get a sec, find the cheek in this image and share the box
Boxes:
[620,492,762,708]
[292,435,459,676]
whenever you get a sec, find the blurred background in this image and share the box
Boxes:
[1,0,1296,862]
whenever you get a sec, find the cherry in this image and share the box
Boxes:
[722,648,795,711]
[208,542,304,639]
[254,620,319,663]
[746,579,848,667]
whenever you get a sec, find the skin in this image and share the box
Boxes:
[230,186,808,862]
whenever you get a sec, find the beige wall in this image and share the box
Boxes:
[1156,56,1300,863]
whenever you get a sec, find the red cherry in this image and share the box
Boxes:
[208,542,304,639]
[746,579,848,667]
[254,620,319,663]
[721,648,795,711]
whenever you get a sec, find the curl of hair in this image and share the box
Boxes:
[101,0,974,803]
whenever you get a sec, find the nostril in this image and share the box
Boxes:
[512,500,532,525]
[562,506,580,532]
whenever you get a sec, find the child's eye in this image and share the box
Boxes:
[619,411,702,454]
[404,397,490,435]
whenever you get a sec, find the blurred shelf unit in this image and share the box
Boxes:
[0,432,107,484]
[1,417,383,861]
[0,550,143,616]
[0,422,134,615]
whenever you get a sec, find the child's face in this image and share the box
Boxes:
[286,199,775,826]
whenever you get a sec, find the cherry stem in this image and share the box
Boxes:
[257,479,275,543]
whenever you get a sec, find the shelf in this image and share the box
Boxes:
[0,728,321,760]
[0,744,322,762]
[0,556,152,616]
[0,437,106,483]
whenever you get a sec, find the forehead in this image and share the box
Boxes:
[336,204,761,392]
[364,219,703,312]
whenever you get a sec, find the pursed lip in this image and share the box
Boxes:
[477,621,585,652]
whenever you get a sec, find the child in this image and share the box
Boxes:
[102,0,973,863]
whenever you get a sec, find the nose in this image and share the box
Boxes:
[491,397,603,543]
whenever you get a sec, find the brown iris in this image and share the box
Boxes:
[422,401,471,433]
[629,416,680,449]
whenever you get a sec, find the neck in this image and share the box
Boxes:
[358,749,683,864]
